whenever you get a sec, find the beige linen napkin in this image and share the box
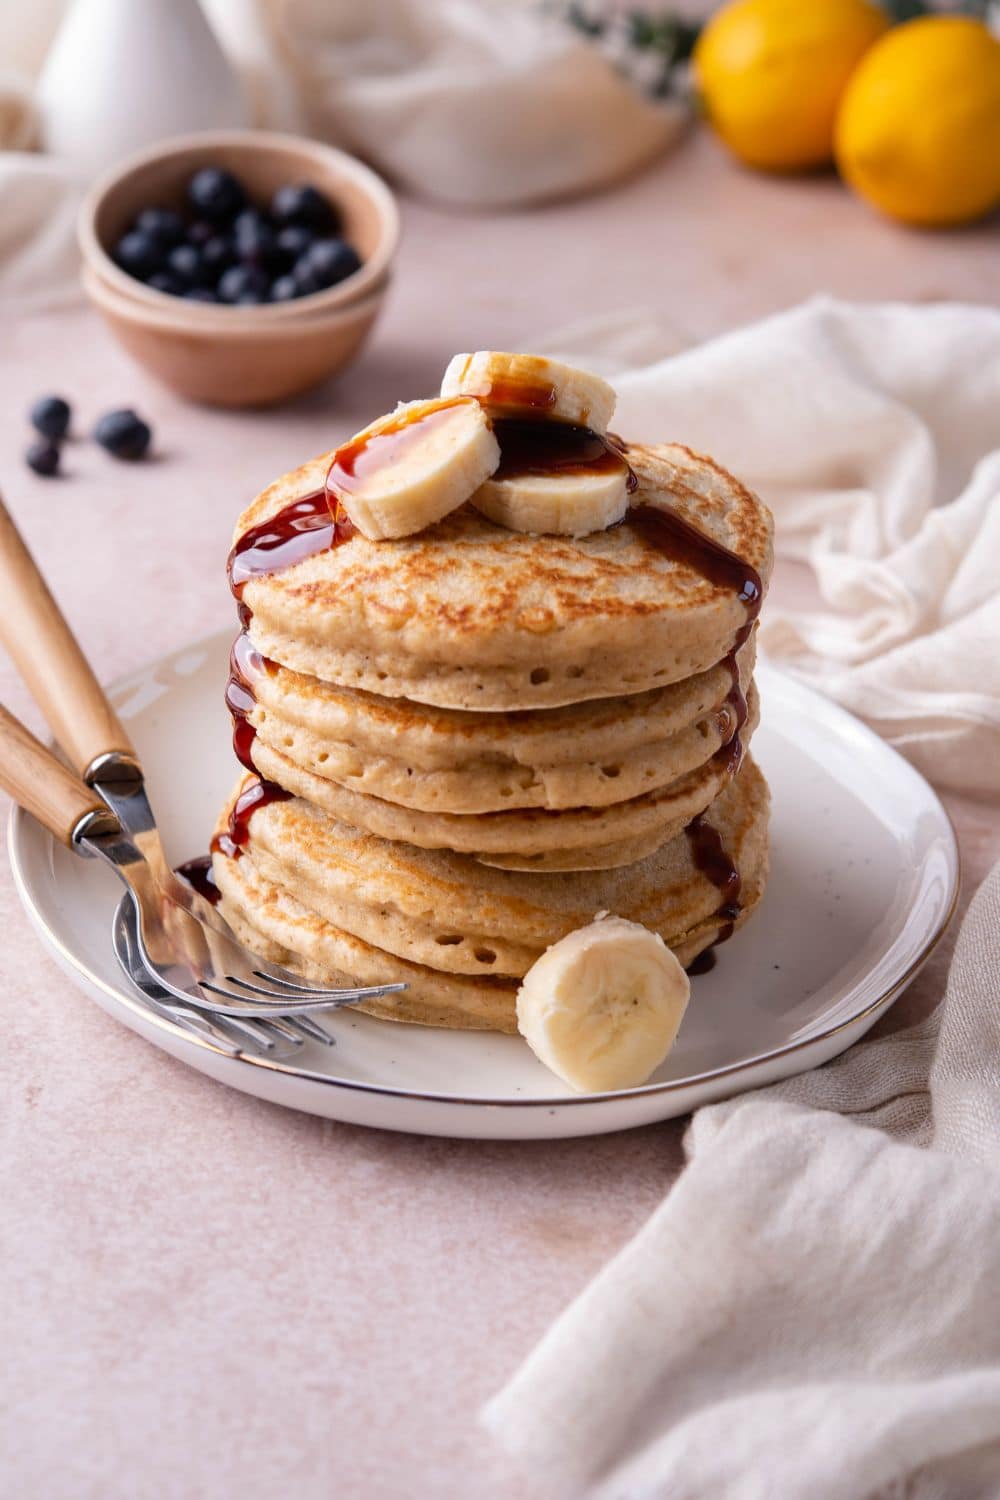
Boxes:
[483,301,1000,1495]
[483,860,1000,1499]
[0,66,84,311]
[549,297,1000,795]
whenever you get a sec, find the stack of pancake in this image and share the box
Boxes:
[211,385,774,1035]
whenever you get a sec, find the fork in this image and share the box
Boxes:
[0,495,405,1029]
[0,699,406,1018]
[110,896,332,1059]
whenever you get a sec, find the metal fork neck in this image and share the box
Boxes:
[85,750,144,788]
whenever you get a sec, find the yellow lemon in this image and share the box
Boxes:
[694,0,889,171]
[835,16,1000,226]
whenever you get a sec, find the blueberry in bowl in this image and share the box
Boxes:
[104,157,369,311]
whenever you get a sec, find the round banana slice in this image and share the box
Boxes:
[328,397,500,541]
[471,468,628,537]
[516,917,690,1093]
[441,351,616,434]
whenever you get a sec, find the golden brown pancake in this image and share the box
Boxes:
[235,442,773,710]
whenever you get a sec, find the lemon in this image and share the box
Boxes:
[694,0,889,171]
[835,16,1000,227]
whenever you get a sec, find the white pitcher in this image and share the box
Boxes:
[36,0,250,179]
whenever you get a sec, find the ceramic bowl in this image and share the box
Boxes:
[79,129,399,320]
[82,263,388,408]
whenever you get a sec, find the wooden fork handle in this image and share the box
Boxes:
[0,493,136,780]
[0,703,117,845]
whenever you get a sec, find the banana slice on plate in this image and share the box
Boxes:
[441,351,616,433]
[328,397,500,541]
[516,917,690,1093]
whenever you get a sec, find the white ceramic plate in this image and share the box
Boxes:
[8,635,958,1140]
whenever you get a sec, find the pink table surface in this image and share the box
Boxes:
[2,131,998,1500]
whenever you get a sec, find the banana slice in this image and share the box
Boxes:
[328,397,500,541]
[471,467,628,537]
[516,917,690,1093]
[441,352,616,434]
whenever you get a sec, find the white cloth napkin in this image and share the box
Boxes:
[483,300,1000,1496]
[549,297,1000,796]
[483,859,1000,1499]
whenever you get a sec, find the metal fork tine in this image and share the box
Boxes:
[247,972,407,1000]
[250,1015,305,1046]
[232,972,350,996]
[193,983,336,1014]
[283,1013,337,1046]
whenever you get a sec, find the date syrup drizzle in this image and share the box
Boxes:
[492,418,638,489]
[625,502,762,971]
[175,855,222,906]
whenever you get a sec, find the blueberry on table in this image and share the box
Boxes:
[26,440,60,477]
[271,183,337,233]
[187,167,246,224]
[300,238,362,290]
[114,229,163,280]
[269,274,300,302]
[166,243,206,289]
[134,207,185,249]
[29,395,71,440]
[94,409,152,461]
[217,264,271,304]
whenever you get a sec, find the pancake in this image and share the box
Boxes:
[247,640,757,814]
[245,686,759,868]
[234,441,773,711]
[214,756,769,981]
[212,760,770,1032]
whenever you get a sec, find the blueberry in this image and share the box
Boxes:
[166,243,206,289]
[233,209,282,271]
[147,270,185,295]
[26,440,60,477]
[29,395,71,441]
[217,264,270,304]
[269,274,300,302]
[299,238,361,291]
[270,183,337,233]
[187,218,215,247]
[114,229,163,280]
[202,234,235,278]
[94,409,152,461]
[184,287,219,302]
[134,207,185,249]
[276,224,314,263]
[187,167,246,224]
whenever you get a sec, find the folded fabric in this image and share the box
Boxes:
[261,0,686,207]
[483,857,1000,1499]
[549,298,1000,795]
[0,152,82,310]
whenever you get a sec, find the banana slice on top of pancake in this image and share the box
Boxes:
[441,351,616,433]
[469,422,631,537]
[329,396,500,541]
[446,352,629,538]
